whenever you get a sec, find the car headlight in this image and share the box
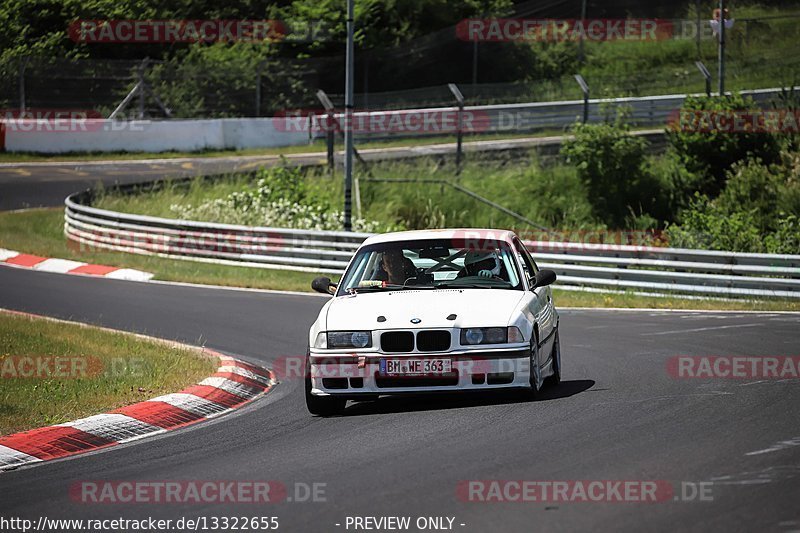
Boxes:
[325,331,372,349]
[460,327,524,345]
[313,332,327,349]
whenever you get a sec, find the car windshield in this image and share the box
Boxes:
[337,238,523,295]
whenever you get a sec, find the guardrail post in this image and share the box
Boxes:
[574,75,589,123]
[448,83,465,175]
[326,112,335,172]
[695,61,712,97]
[316,90,336,174]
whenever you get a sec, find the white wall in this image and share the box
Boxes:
[1,118,310,153]
[219,118,309,150]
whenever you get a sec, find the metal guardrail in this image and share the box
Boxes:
[65,191,800,299]
[310,86,798,142]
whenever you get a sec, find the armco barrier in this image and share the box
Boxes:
[65,191,800,299]
[311,86,797,141]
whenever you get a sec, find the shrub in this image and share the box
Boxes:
[777,150,800,216]
[770,87,800,153]
[666,193,765,252]
[715,158,781,234]
[169,166,386,232]
[666,93,782,196]
[666,156,800,254]
[560,117,659,227]
[647,152,705,222]
[764,215,800,254]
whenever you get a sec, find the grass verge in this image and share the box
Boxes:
[91,155,596,231]
[1,208,799,311]
[551,289,800,312]
[0,311,218,435]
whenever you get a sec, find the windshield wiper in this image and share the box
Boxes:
[347,284,404,294]
[435,281,509,289]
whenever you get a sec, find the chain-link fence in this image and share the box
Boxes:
[0,56,327,119]
[2,12,799,118]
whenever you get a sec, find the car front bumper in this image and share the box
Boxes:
[308,347,531,396]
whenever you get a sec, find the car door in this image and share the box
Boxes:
[513,238,556,357]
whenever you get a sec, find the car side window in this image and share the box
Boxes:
[513,238,538,283]
[525,247,540,274]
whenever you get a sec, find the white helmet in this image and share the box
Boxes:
[464,250,501,277]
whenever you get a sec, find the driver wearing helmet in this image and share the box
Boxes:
[460,250,503,279]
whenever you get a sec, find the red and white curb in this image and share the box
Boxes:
[0,248,153,281]
[0,345,274,471]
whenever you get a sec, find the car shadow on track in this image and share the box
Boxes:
[337,379,595,417]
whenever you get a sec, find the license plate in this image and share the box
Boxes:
[380,358,452,375]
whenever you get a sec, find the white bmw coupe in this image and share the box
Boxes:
[306,229,560,415]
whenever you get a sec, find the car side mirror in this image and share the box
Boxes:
[311,276,337,295]
[532,269,556,289]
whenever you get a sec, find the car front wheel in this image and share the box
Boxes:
[305,352,346,416]
[528,338,542,399]
[546,328,561,387]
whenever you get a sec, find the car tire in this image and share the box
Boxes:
[546,328,561,387]
[304,352,346,416]
[305,389,346,416]
[528,338,542,399]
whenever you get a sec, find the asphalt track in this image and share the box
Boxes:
[0,153,325,211]
[1,265,799,532]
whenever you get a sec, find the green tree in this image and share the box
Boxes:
[561,116,659,228]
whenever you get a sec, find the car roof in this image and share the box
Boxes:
[362,228,518,246]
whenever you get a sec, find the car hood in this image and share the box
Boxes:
[324,289,525,331]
